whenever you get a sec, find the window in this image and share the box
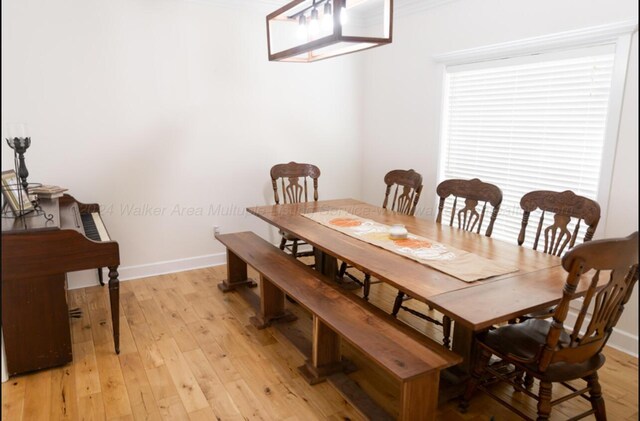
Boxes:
[438,45,616,245]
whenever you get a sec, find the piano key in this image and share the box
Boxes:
[91,212,110,241]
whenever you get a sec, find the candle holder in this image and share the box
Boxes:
[6,136,31,192]
[1,124,54,227]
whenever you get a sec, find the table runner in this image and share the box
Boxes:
[302,210,518,282]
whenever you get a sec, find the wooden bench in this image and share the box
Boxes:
[215,231,462,420]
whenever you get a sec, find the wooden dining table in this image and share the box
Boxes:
[247,199,593,367]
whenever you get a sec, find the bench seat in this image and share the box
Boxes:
[215,231,461,420]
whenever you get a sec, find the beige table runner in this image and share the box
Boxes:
[302,210,518,282]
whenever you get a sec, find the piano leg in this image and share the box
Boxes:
[98,268,105,286]
[108,266,120,354]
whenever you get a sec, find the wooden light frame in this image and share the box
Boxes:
[266,0,393,63]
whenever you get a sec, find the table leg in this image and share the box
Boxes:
[298,315,344,385]
[452,323,474,373]
[250,274,297,329]
[399,371,440,421]
[314,248,360,290]
[313,248,337,279]
[218,249,257,292]
[108,266,120,354]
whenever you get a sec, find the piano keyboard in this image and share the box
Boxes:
[80,212,110,242]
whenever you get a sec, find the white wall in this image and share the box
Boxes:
[2,0,362,285]
[358,0,639,354]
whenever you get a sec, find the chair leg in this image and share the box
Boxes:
[338,261,347,278]
[363,274,371,301]
[391,291,405,317]
[279,237,287,251]
[442,316,451,349]
[586,373,607,421]
[536,381,553,421]
[459,347,492,413]
[524,372,535,389]
[291,240,298,258]
[513,370,524,392]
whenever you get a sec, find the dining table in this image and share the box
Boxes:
[247,198,601,370]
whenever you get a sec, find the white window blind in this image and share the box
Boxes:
[439,45,616,246]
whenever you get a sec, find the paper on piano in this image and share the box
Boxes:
[29,185,68,194]
[30,185,68,199]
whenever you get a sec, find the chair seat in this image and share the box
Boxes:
[483,319,605,382]
[520,306,555,321]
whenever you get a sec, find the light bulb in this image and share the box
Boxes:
[340,6,348,25]
[309,8,320,36]
[323,0,332,16]
[322,1,333,31]
[297,14,307,39]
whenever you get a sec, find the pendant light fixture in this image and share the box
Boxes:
[266,0,393,63]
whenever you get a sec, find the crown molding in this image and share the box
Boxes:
[434,18,638,65]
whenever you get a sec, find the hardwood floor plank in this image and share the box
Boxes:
[223,378,272,421]
[156,395,189,421]
[206,384,243,420]
[182,349,224,401]
[145,365,178,403]
[198,339,242,384]
[155,337,209,413]
[49,366,79,421]
[77,393,107,421]
[137,300,172,343]
[129,323,165,370]
[118,353,162,421]
[22,370,52,421]
[93,341,133,419]
[121,291,148,327]
[1,376,26,421]
[118,316,139,356]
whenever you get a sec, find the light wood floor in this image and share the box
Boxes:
[2,265,638,420]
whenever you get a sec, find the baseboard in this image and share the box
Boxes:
[606,328,639,358]
[66,252,227,290]
[565,309,638,358]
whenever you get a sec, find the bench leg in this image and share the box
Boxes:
[299,315,344,385]
[452,323,474,373]
[249,275,297,329]
[218,249,257,292]
[399,371,440,421]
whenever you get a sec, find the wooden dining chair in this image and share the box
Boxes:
[271,162,320,261]
[518,190,601,256]
[381,169,424,216]
[459,231,639,421]
[515,190,602,324]
[338,169,423,300]
[392,178,503,348]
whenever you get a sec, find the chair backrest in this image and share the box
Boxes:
[436,178,503,237]
[270,162,320,204]
[382,169,423,216]
[518,190,601,256]
[537,232,639,372]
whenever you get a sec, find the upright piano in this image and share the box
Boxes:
[1,194,120,376]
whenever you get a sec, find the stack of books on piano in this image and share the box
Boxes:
[30,185,68,199]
